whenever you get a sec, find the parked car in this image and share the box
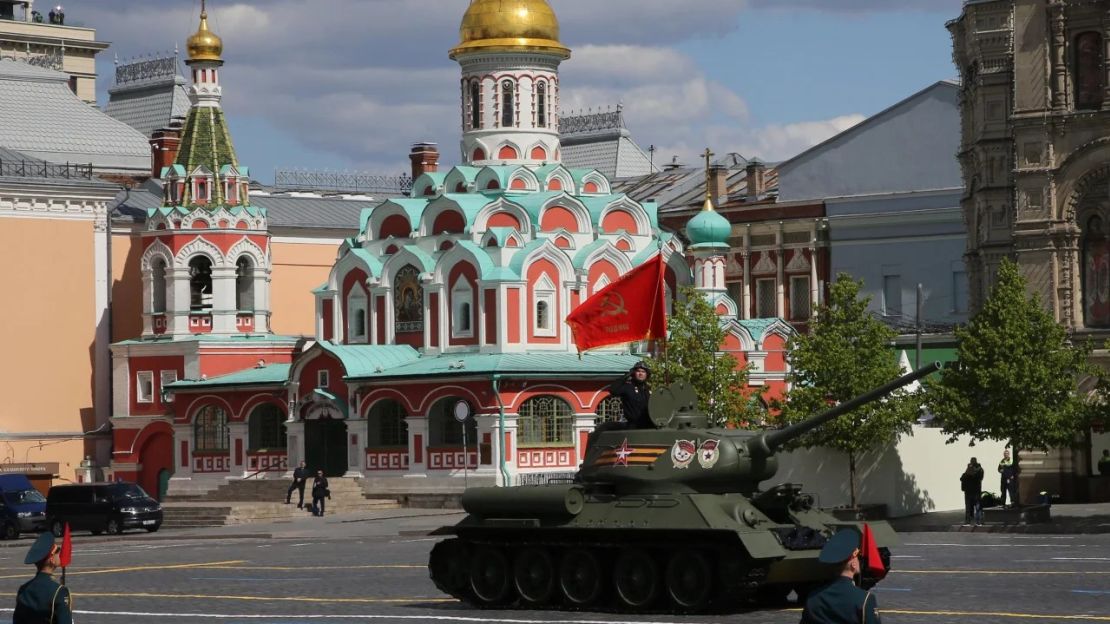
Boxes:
[46,482,162,536]
[0,474,48,539]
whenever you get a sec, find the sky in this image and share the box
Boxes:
[82,0,966,184]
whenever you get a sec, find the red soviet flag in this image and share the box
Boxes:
[60,522,72,567]
[861,523,885,578]
[566,253,667,353]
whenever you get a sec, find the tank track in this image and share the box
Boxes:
[429,534,801,615]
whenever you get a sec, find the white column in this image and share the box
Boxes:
[345,418,368,477]
[229,422,248,476]
[472,414,497,477]
[172,423,194,478]
[211,266,237,333]
[252,272,269,332]
[809,245,819,314]
[775,224,785,318]
[489,414,519,487]
[741,251,752,320]
[405,415,428,478]
[169,268,192,334]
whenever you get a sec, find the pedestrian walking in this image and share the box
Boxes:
[311,470,330,517]
[13,533,72,624]
[1099,449,1110,476]
[285,460,308,508]
[960,457,984,526]
[998,449,1019,507]
[799,528,881,624]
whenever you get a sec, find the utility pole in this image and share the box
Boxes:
[915,283,923,369]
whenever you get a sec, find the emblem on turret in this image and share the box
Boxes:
[698,439,721,469]
[671,439,696,469]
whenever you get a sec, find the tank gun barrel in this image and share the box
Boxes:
[748,362,941,457]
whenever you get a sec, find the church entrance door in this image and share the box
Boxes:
[305,419,347,477]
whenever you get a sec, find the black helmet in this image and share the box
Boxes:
[630,361,649,374]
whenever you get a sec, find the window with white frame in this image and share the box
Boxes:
[225,178,238,204]
[451,279,474,338]
[501,79,515,127]
[160,370,178,403]
[536,81,547,128]
[469,80,481,130]
[756,278,777,318]
[534,274,556,336]
[317,370,329,389]
[347,290,367,343]
[195,177,209,202]
[790,275,811,321]
[136,371,154,403]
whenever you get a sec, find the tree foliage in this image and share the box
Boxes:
[926,258,1101,453]
[646,286,761,426]
[779,274,919,507]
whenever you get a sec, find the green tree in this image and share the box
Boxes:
[646,286,761,426]
[779,274,918,507]
[926,258,1101,466]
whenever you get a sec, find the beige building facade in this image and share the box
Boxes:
[0,2,106,104]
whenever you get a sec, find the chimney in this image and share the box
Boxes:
[150,127,182,179]
[746,158,767,201]
[709,165,729,206]
[409,142,439,180]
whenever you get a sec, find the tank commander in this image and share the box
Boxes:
[13,533,73,624]
[800,528,881,624]
[607,361,653,429]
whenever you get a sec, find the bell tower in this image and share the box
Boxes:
[450,0,570,167]
[138,0,272,338]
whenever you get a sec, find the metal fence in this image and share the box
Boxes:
[273,168,413,196]
[0,159,94,180]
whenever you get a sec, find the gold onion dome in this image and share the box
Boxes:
[186,3,223,63]
[450,0,570,59]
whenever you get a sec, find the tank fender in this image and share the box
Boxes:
[689,495,786,560]
[833,520,899,548]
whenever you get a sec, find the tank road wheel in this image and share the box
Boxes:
[469,545,512,604]
[429,539,471,596]
[613,549,659,609]
[559,548,604,607]
[665,550,713,610]
[513,547,556,605]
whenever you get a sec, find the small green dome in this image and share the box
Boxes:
[686,208,731,245]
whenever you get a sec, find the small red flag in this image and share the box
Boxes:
[59,523,72,568]
[566,253,667,353]
[861,523,885,578]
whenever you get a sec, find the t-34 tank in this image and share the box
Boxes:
[428,362,939,613]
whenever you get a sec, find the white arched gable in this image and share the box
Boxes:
[506,167,539,191]
[722,321,757,351]
[579,170,610,194]
[547,228,578,250]
[140,239,174,272]
[227,237,267,270]
[381,247,433,286]
[445,168,477,193]
[432,243,487,284]
[540,194,591,233]
[368,202,415,242]
[663,246,693,286]
[420,198,468,237]
[542,166,573,191]
[599,197,651,236]
[474,198,532,235]
[474,167,507,191]
[492,140,523,162]
[332,249,381,289]
[755,318,796,349]
[524,141,551,162]
[412,173,443,198]
[521,240,575,283]
[174,236,224,269]
[584,242,634,275]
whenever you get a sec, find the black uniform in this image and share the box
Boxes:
[998,457,1019,507]
[286,465,308,507]
[13,571,72,624]
[800,577,881,624]
[960,461,984,524]
[311,475,330,516]
[1098,451,1110,476]
[608,369,651,429]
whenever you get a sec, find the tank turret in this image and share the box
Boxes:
[429,363,940,614]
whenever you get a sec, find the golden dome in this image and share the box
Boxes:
[450,0,570,60]
[186,2,223,63]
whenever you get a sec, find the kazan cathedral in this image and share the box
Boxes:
[109,0,792,497]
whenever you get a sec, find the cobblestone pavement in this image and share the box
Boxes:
[0,512,1108,623]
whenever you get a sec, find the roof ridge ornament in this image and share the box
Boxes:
[703,147,715,212]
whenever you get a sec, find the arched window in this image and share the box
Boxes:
[536,81,547,128]
[248,403,286,451]
[1083,215,1110,327]
[597,395,624,424]
[368,400,408,447]
[194,405,229,452]
[429,397,477,446]
[188,256,213,312]
[235,256,254,312]
[394,265,424,334]
[1075,32,1105,110]
[151,257,167,313]
[536,300,550,330]
[501,80,515,127]
[469,80,481,130]
[518,395,574,445]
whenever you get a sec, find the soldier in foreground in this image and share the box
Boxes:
[800,529,881,624]
[13,533,73,624]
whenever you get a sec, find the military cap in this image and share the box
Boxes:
[630,361,649,372]
[24,533,58,565]
[818,528,862,564]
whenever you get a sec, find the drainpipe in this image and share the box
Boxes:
[492,375,509,487]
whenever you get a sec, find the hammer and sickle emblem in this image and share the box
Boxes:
[600,292,627,317]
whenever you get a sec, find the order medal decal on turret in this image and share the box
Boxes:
[697,439,721,469]
[671,440,696,468]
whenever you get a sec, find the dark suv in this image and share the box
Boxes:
[46,482,162,536]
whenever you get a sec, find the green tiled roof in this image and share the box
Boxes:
[400,244,436,273]
[452,240,500,279]
[736,318,786,339]
[316,343,421,378]
[349,248,384,278]
[346,352,639,381]
[169,364,291,390]
[173,105,239,206]
[573,239,616,269]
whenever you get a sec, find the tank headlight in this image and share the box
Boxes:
[16,512,32,518]
[120,507,138,514]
